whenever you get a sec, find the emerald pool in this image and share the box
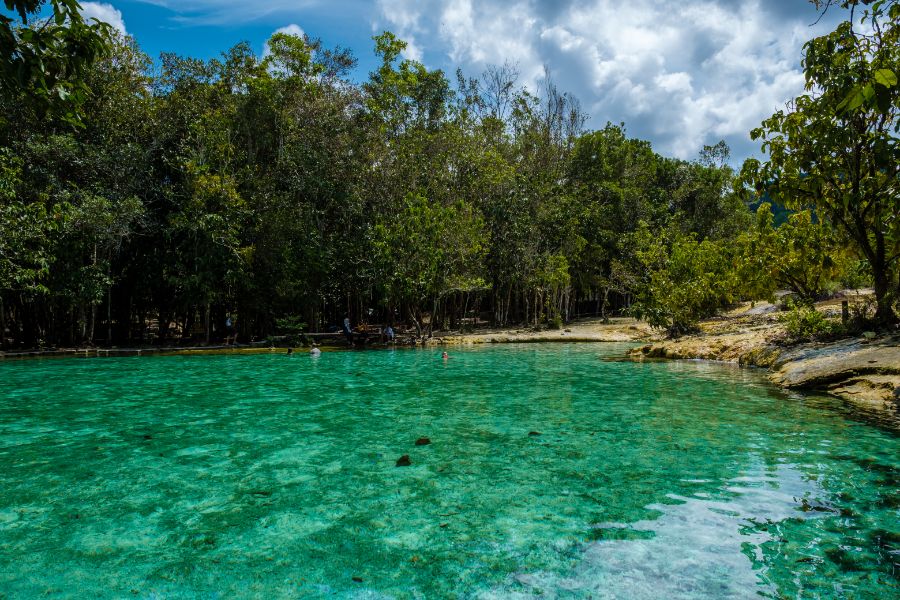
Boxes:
[0,344,897,598]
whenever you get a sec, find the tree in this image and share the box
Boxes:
[669,152,750,242]
[742,0,899,324]
[746,203,850,302]
[372,193,485,335]
[1,0,112,123]
[0,148,60,347]
[629,229,739,337]
[567,124,663,318]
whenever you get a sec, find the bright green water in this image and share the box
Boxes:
[0,344,897,599]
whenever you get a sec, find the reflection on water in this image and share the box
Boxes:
[0,344,897,598]
[491,463,826,599]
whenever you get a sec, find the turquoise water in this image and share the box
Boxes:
[0,344,897,599]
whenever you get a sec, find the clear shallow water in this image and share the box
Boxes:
[0,344,897,599]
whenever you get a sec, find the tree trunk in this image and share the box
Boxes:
[183,310,195,342]
[409,305,422,338]
[205,303,211,345]
[79,304,87,344]
[89,302,96,345]
[872,269,898,326]
[21,294,37,348]
[0,294,6,350]
[427,295,438,338]
[107,287,112,344]
[461,293,469,332]
[158,312,170,345]
[601,287,610,323]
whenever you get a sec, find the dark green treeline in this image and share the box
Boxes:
[0,29,858,347]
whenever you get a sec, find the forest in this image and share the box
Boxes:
[0,0,897,348]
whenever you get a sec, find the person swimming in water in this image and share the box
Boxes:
[310,343,321,356]
[441,351,449,360]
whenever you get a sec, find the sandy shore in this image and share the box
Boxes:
[440,317,653,345]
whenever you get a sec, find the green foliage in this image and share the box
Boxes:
[629,230,739,337]
[372,193,486,315]
[0,21,863,348]
[0,148,58,293]
[274,316,306,334]
[743,1,899,324]
[0,0,113,124]
[745,203,849,301]
[779,300,844,342]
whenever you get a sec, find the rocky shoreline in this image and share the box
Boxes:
[443,312,898,412]
[628,314,899,411]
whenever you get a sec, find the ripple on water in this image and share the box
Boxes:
[0,344,896,598]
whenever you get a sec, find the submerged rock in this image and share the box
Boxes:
[396,454,411,467]
[415,437,431,446]
[528,431,541,436]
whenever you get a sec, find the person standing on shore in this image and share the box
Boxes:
[225,315,235,345]
[343,316,353,344]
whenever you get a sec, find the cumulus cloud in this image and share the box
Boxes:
[81,2,127,34]
[133,0,846,161]
[374,0,845,161]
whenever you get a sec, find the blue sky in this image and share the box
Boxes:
[82,1,387,73]
[75,0,846,163]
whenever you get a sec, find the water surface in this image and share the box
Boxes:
[0,344,897,598]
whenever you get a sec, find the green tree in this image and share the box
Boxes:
[742,0,899,324]
[669,151,750,242]
[1,0,112,123]
[567,124,664,317]
[373,193,485,335]
[745,203,849,302]
[629,229,739,336]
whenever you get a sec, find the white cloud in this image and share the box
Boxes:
[374,0,845,161]
[129,0,846,162]
[81,2,127,34]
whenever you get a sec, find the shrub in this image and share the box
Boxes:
[629,231,736,337]
[275,315,306,334]
[779,301,843,341]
